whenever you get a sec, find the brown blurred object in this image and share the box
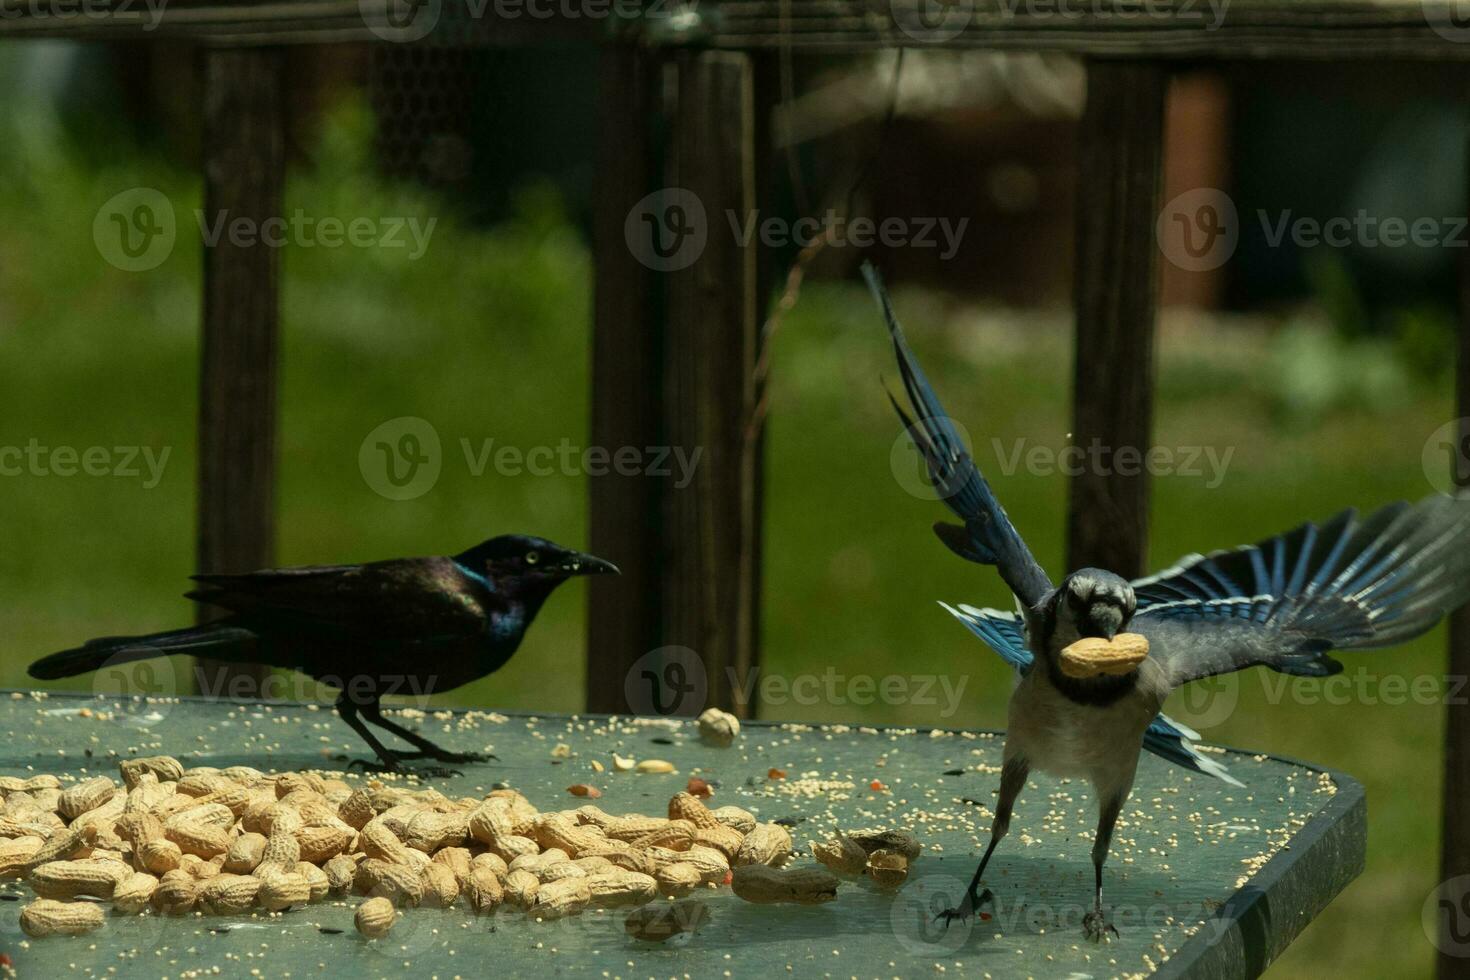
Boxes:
[838,58,1230,310]
[1160,71,1231,310]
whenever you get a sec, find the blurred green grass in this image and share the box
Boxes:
[0,107,1456,977]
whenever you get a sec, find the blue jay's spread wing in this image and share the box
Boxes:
[1134,494,1470,688]
[939,602,1243,784]
[864,263,1053,608]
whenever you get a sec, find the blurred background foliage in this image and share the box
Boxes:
[1,45,1466,978]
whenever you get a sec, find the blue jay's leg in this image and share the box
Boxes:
[1083,792,1125,942]
[937,756,1029,930]
[359,699,497,765]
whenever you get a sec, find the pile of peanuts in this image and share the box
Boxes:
[1,756,846,941]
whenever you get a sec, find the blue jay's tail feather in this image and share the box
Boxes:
[28,624,256,680]
[863,262,1052,608]
[938,600,1245,786]
[1140,716,1245,788]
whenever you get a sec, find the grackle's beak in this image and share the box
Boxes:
[562,554,620,576]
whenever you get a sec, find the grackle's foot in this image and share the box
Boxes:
[934,887,992,932]
[347,757,464,779]
[394,750,498,765]
[1083,907,1117,943]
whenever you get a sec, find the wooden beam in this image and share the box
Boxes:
[195,47,285,697]
[586,49,767,718]
[586,45,661,715]
[1440,213,1470,978]
[1065,61,1166,578]
[661,50,762,718]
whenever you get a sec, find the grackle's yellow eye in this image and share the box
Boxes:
[525,552,540,565]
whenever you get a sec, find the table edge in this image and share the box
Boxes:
[2,688,1368,979]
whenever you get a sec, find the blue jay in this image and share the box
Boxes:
[865,263,1470,941]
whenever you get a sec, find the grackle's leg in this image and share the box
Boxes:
[360,699,495,765]
[938,755,1028,930]
[1083,791,1125,942]
[336,696,404,771]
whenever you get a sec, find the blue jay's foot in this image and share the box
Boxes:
[935,887,993,931]
[1083,907,1117,943]
[348,756,464,779]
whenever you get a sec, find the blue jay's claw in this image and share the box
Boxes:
[1083,907,1117,943]
[935,887,993,931]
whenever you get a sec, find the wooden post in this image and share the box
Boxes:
[585,49,764,717]
[1065,61,1167,578]
[1441,229,1470,978]
[586,45,662,714]
[195,47,284,697]
[661,51,761,717]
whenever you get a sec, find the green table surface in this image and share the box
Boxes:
[0,691,1364,980]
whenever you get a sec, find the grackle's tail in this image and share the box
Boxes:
[28,624,257,680]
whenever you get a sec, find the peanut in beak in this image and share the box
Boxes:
[1058,632,1150,679]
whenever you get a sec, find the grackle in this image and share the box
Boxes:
[866,261,1470,941]
[29,535,617,777]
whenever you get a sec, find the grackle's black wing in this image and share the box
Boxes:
[864,262,1052,609]
[187,558,491,641]
[1133,495,1470,688]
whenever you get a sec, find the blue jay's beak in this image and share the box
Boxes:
[1088,605,1124,641]
[562,553,620,576]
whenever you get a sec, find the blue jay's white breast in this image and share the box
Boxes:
[1006,660,1170,795]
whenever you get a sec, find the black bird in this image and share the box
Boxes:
[29,535,617,775]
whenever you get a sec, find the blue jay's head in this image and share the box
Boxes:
[1055,568,1136,642]
[457,535,620,585]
